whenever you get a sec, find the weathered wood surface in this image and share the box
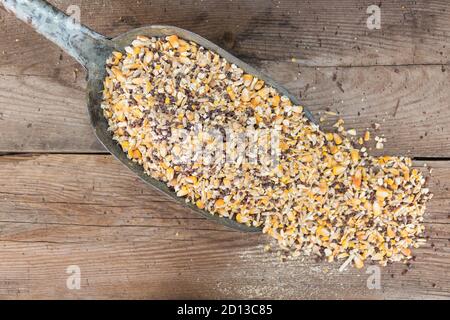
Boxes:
[0,64,449,156]
[0,0,449,299]
[0,0,449,155]
[0,154,448,299]
[1,0,449,68]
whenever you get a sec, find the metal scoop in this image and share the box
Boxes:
[1,0,315,232]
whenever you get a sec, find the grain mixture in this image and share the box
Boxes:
[101,35,432,269]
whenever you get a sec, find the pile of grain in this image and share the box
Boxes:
[101,35,432,268]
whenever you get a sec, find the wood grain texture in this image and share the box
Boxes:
[0,64,449,156]
[0,0,449,300]
[1,0,449,68]
[0,154,448,299]
[0,0,449,155]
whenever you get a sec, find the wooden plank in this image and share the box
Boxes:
[0,154,448,299]
[0,0,448,301]
[0,74,103,152]
[1,0,449,155]
[271,63,450,158]
[0,64,449,156]
[0,0,449,70]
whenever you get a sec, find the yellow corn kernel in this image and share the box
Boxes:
[280,176,290,184]
[177,185,189,197]
[401,248,411,257]
[332,165,345,175]
[117,113,126,122]
[112,51,123,59]
[254,80,265,90]
[329,145,338,154]
[387,227,396,238]
[243,74,253,87]
[120,140,129,151]
[226,86,236,101]
[354,256,364,269]
[299,154,313,162]
[133,46,141,55]
[325,133,334,141]
[333,133,343,145]
[272,95,280,107]
[255,114,263,124]
[223,178,231,188]
[319,180,328,194]
[167,35,179,48]
[166,167,175,180]
[350,149,359,163]
[316,226,330,237]
[186,176,198,184]
[111,67,126,82]
[251,96,262,107]
[352,169,362,189]
[196,200,205,209]
[215,199,225,208]
[280,141,290,151]
[257,87,269,99]
[132,149,142,159]
[132,108,143,118]
[376,187,392,199]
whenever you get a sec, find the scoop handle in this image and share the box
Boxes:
[1,0,112,71]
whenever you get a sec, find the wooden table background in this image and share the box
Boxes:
[0,0,449,299]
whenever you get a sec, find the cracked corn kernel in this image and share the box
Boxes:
[319,180,328,194]
[376,187,392,199]
[177,186,189,197]
[215,199,225,208]
[272,95,280,107]
[101,35,432,270]
[120,140,129,151]
[352,168,362,189]
[299,154,313,163]
[354,256,364,269]
[243,74,253,87]
[325,133,334,141]
[196,200,205,209]
[387,227,396,238]
[185,176,198,184]
[332,165,346,175]
[167,34,179,48]
[333,133,343,145]
[401,248,411,257]
[166,167,175,180]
